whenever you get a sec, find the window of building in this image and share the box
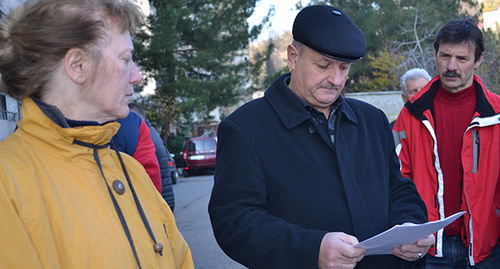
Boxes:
[0,93,7,120]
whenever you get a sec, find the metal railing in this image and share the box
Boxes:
[0,109,17,121]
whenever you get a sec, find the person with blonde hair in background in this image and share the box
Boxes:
[0,0,193,268]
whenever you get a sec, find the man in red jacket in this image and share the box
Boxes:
[111,111,162,193]
[393,18,500,268]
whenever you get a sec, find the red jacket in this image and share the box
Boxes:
[111,112,162,193]
[393,74,500,265]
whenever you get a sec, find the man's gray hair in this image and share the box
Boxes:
[400,68,431,95]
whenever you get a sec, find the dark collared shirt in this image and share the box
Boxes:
[283,76,344,145]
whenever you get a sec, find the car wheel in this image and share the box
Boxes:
[171,171,177,184]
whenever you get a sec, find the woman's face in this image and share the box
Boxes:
[82,22,143,123]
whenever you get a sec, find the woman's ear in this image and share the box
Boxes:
[64,48,88,84]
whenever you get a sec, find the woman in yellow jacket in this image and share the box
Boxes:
[0,0,194,268]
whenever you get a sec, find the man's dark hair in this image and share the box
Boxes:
[434,18,484,63]
[128,102,146,119]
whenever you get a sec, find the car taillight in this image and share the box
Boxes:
[168,161,174,166]
[183,150,187,160]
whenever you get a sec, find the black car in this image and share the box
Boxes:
[165,147,178,184]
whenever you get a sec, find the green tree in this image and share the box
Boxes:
[249,31,292,91]
[307,0,401,91]
[255,0,499,94]
[135,95,181,144]
[365,49,403,91]
[478,28,500,94]
[390,0,500,93]
[135,0,264,139]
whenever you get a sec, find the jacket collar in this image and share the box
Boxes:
[19,97,120,148]
[32,97,114,128]
[405,74,497,120]
[264,73,357,129]
[31,97,72,128]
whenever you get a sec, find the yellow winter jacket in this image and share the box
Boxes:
[0,97,194,269]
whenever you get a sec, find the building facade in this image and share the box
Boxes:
[0,0,24,141]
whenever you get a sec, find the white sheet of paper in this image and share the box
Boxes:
[354,211,465,256]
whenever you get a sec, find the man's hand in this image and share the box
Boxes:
[392,223,435,261]
[318,232,366,269]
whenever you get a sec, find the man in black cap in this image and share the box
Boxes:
[209,5,434,268]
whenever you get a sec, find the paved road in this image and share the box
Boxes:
[172,173,246,269]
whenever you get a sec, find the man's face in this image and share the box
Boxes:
[287,44,351,116]
[402,77,429,103]
[435,41,483,93]
[83,21,143,123]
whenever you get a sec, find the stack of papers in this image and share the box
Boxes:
[354,211,465,255]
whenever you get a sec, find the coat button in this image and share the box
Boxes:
[308,125,316,134]
[113,180,125,195]
[154,242,163,253]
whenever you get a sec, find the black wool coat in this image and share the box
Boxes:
[208,73,427,269]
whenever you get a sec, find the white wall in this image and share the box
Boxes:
[0,0,23,14]
[345,91,403,123]
[483,9,500,31]
[0,120,16,141]
[249,90,404,122]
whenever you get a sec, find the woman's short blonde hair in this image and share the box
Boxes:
[0,0,144,99]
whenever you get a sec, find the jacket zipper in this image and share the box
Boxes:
[472,129,479,174]
[432,153,438,208]
[464,127,477,265]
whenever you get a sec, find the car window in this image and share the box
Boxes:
[187,139,215,152]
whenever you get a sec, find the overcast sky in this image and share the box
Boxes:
[248,0,311,42]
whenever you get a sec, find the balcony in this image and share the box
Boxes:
[0,109,19,141]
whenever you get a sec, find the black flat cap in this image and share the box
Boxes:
[293,5,366,62]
